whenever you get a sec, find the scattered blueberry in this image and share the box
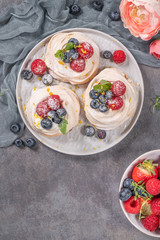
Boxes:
[137,187,149,198]
[123,178,134,191]
[10,122,21,134]
[47,111,57,119]
[69,49,79,60]
[53,116,62,124]
[42,74,53,85]
[89,89,100,99]
[119,188,132,201]
[105,90,113,100]
[99,104,109,112]
[25,138,36,148]
[99,95,107,103]
[41,118,53,129]
[109,10,121,21]
[21,70,33,80]
[69,4,81,15]
[85,126,95,137]
[63,52,71,63]
[68,38,79,47]
[96,129,106,139]
[103,50,112,59]
[14,138,24,147]
[92,0,104,11]
[90,99,100,109]
[56,108,67,117]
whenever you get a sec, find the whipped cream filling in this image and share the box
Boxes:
[45,32,99,85]
[26,85,80,136]
[83,68,137,130]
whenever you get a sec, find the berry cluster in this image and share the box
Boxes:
[84,125,106,139]
[119,159,160,232]
[103,50,126,64]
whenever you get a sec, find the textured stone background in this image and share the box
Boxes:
[0,0,160,240]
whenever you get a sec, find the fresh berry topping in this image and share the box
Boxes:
[108,96,123,110]
[151,198,160,215]
[47,110,58,119]
[159,216,160,227]
[123,178,134,191]
[31,59,46,75]
[63,52,72,63]
[68,38,79,47]
[25,138,36,148]
[140,198,152,216]
[99,95,107,103]
[36,100,50,118]
[97,129,106,139]
[109,10,121,21]
[119,188,132,201]
[112,50,126,64]
[52,116,62,124]
[103,50,112,59]
[92,0,104,11]
[142,215,159,232]
[41,118,53,129]
[21,70,33,80]
[42,74,53,85]
[137,187,150,198]
[69,49,79,60]
[99,104,109,112]
[111,81,126,97]
[124,196,141,214]
[146,178,160,196]
[14,138,24,147]
[70,58,85,72]
[105,90,113,100]
[47,95,61,111]
[89,89,100,99]
[69,4,81,15]
[132,159,158,184]
[56,108,67,117]
[77,42,94,59]
[10,122,21,134]
[84,126,95,137]
[90,99,100,109]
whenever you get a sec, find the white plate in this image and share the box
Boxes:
[16,28,144,155]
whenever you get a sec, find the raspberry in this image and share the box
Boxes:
[47,95,61,111]
[36,100,50,118]
[31,59,46,75]
[124,196,141,214]
[70,58,85,72]
[77,42,94,59]
[111,81,126,97]
[112,50,126,64]
[108,96,124,110]
[151,198,160,215]
[158,165,160,178]
[142,215,158,232]
[159,216,160,227]
[146,178,160,196]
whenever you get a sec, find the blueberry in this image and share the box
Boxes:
[92,0,104,11]
[99,95,107,103]
[123,178,134,191]
[119,188,132,201]
[105,90,113,100]
[53,117,62,124]
[63,52,71,63]
[47,111,57,119]
[96,129,106,139]
[21,70,33,80]
[41,118,53,129]
[89,89,100,99]
[103,50,112,59]
[85,126,95,137]
[56,108,67,117]
[90,99,100,109]
[69,4,81,15]
[109,10,121,21]
[137,187,149,198]
[10,122,21,134]
[42,74,53,85]
[14,138,24,147]
[69,49,79,60]
[25,138,36,148]
[99,104,109,112]
[68,38,79,47]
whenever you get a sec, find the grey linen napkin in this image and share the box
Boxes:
[0,0,159,147]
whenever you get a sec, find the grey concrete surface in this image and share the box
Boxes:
[1,0,160,240]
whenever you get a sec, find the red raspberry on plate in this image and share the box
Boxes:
[151,198,160,215]
[142,215,159,232]
[108,96,123,110]
[77,42,94,59]
[146,178,160,196]
[111,80,126,97]
[124,196,141,214]
[31,59,46,75]
[112,50,126,64]
[70,58,85,72]
[36,100,50,118]
[47,95,61,111]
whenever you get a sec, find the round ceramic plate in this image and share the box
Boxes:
[16,28,144,155]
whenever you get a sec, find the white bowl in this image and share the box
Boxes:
[119,150,160,237]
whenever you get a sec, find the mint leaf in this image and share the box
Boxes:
[55,50,64,60]
[65,42,73,51]
[100,80,111,85]
[58,118,68,135]
[93,82,112,93]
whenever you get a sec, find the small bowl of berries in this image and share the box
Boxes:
[119,150,160,237]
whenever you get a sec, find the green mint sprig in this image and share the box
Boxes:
[55,42,74,61]
[152,96,160,113]
[58,118,68,135]
[65,42,73,51]
[93,79,112,93]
